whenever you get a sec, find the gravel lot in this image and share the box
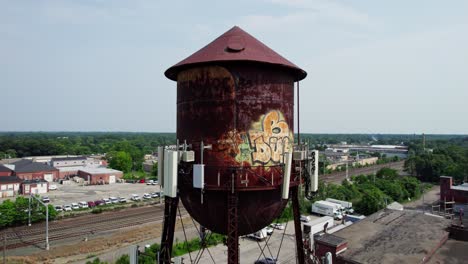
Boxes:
[1,181,162,206]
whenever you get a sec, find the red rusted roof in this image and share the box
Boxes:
[165,26,307,81]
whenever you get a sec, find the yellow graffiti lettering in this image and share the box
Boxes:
[248,111,292,165]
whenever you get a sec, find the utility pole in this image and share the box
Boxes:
[422,183,425,213]
[345,157,349,181]
[422,133,426,151]
[3,233,6,264]
[29,194,49,250]
[28,195,31,226]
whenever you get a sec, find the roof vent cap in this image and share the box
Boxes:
[226,36,245,52]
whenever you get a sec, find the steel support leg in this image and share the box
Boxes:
[159,196,179,264]
[292,186,305,264]
[227,174,239,264]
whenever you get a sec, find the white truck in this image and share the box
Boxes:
[312,200,343,220]
[246,228,268,241]
[304,216,335,236]
[326,198,354,214]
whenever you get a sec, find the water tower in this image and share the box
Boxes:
[159,26,317,264]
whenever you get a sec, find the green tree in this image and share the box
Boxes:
[108,151,133,173]
[115,254,130,264]
[0,200,16,227]
[151,162,159,178]
[376,168,399,180]
[355,186,387,215]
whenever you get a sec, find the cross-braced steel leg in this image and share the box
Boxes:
[227,173,239,264]
[292,186,305,264]
[160,196,179,264]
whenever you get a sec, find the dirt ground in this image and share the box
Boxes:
[5,216,195,264]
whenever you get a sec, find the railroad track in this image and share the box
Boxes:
[0,204,188,250]
[320,161,405,184]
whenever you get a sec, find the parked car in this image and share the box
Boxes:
[147,180,154,185]
[119,197,127,203]
[103,198,111,205]
[143,193,151,199]
[49,184,57,190]
[265,226,273,235]
[139,179,145,183]
[300,215,310,223]
[87,201,96,208]
[131,194,141,201]
[78,201,88,209]
[94,200,105,206]
[270,223,285,230]
[255,257,277,264]
[71,203,80,210]
[151,192,159,198]
[110,197,119,204]
[42,196,50,203]
[153,180,159,185]
[63,205,72,211]
[55,205,63,212]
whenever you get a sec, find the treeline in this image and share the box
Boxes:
[0,196,58,228]
[405,143,468,183]
[300,133,465,147]
[1,132,465,159]
[0,132,176,159]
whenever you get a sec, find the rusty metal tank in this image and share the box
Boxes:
[165,26,307,235]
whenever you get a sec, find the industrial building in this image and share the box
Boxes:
[51,156,87,167]
[314,209,451,264]
[77,167,123,184]
[9,159,59,181]
[440,176,468,203]
[327,144,409,158]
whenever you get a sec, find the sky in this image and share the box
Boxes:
[1,0,467,134]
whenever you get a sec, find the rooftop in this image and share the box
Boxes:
[315,233,347,247]
[334,209,450,264]
[452,183,468,192]
[79,167,122,174]
[165,26,306,81]
[0,176,22,183]
[11,159,58,173]
[22,179,48,184]
[0,164,13,172]
[51,156,86,162]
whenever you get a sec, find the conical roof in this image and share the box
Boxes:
[165,26,307,81]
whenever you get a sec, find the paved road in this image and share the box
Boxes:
[320,161,405,184]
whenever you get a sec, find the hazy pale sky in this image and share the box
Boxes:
[1,0,467,134]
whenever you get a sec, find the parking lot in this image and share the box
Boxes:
[1,181,162,207]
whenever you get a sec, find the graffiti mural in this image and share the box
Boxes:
[234,111,293,165]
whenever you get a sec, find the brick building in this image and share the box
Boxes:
[21,179,49,195]
[10,159,59,182]
[77,167,123,185]
[440,176,468,203]
[0,176,22,197]
[314,234,348,263]
[0,164,13,176]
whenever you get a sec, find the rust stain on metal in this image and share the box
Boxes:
[168,26,306,236]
